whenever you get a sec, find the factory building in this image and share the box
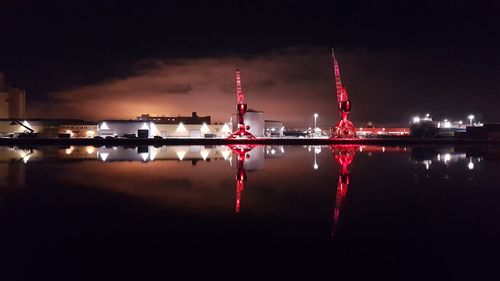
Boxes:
[0,73,26,119]
[97,120,230,138]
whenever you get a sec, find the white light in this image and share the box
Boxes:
[468,160,474,170]
[412,116,420,123]
[313,163,319,170]
[314,113,319,118]
[271,149,276,155]
[100,152,109,162]
[443,120,451,128]
[221,123,231,134]
[22,120,32,129]
[100,122,110,130]
[200,123,210,133]
[468,115,475,120]
[22,154,31,164]
[140,122,149,130]
[176,122,187,132]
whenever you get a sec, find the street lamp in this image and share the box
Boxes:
[313,113,319,137]
[468,114,475,126]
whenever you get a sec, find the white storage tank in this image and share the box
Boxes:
[232,109,265,137]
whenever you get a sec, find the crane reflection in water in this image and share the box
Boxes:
[227,144,256,213]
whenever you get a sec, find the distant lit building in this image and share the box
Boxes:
[264,120,285,137]
[410,115,467,138]
[137,112,210,124]
[356,127,410,137]
[0,73,26,119]
[59,122,98,138]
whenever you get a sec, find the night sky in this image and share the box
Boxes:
[1,0,499,127]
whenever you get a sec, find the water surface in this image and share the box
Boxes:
[1,145,499,280]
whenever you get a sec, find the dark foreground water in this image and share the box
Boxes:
[0,145,499,280]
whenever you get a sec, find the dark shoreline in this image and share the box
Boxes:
[0,137,499,146]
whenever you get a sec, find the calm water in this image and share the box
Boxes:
[0,145,499,280]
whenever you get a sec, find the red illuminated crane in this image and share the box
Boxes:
[331,49,356,138]
[330,145,357,236]
[228,69,255,139]
[228,144,256,213]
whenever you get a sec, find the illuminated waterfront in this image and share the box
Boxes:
[1,145,499,280]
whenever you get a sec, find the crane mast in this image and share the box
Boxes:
[331,49,356,138]
[228,69,255,139]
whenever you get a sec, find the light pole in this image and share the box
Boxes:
[313,113,319,137]
[468,114,475,126]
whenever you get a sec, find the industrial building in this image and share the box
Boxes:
[97,120,230,138]
[0,73,26,119]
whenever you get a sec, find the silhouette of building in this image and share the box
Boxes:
[0,73,26,119]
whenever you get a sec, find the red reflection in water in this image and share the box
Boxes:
[330,145,358,236]
[228,144,256,213]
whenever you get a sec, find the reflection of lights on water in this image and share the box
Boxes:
[437,154,441,161]
[140,152,149,161]
[359,146,363,152]
[149,147,159,161]
[280,146,285,154]
[313,162,319,170]
[176,149,187,160]
[423,160,431,170]
[314,146,321,154]
[468,159,474,170]
[200,149,210,161]
[382,147,385,153]
[271,149,276,155]
[86,146,95,154]
[100,152,109,162]
[220,149,231,160]
[444,153,451,163]
[65,146,74,155]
